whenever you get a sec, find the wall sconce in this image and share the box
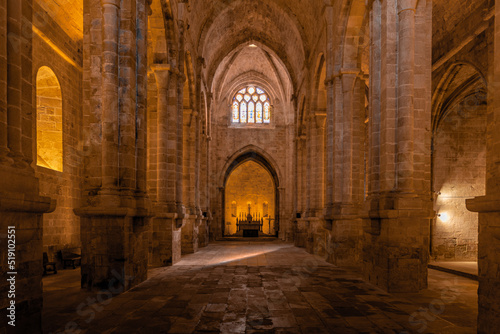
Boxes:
[438,212,450,222]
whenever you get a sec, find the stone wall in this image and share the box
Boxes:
[431,0,491,263]
[433,100,486,260]
[211,120,294,239]
[32,1,83,267]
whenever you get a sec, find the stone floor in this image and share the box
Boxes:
[43,241,478,333]
[429,261,478,278]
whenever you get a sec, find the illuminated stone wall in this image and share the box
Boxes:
[433,99,487,260]
[224,161,275,235]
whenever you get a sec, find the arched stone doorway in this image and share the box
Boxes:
[221,151,280,238]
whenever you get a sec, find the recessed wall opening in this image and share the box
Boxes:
[36,66,63,172]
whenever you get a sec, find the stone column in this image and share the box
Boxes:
[76,0,151,291]
[466,2,500,331]
[175,18,187,225]
[181,110,199,254]
[341,72,357,203]
[305,112,313,218]
[397,0,416,192]
[100,0,120,199]
[297,136,306,215]
[150,64,182,265]
[293,136,308,246]
[307,113,326,254]
[363,0,432,293]
[325,71,364,266]
[312,113,326,214]
[304,109,325,220]
[0,1,55,332]
[0,0,8,164]
[324,78,335,229]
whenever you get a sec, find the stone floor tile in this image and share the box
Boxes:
[43,242,477,334]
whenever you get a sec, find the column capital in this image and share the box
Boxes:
[341,71,359,93]
[397,0,417,14]
[314,112,327,128]
[101,0,120,8]
[325,68,361,85]
[151,64,171,88]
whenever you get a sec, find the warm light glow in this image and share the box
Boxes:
[438,212,450,222]
[225,161,275,235]
[36,66,63,172]
[33,26,82,71]
[249,44,257,47]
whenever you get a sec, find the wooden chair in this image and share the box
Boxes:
[43,252,57,275]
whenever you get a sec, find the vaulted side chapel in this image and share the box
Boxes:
[1,0,500,333]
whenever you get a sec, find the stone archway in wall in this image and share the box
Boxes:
[221,151,280,238]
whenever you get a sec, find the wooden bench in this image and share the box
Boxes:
[43,252,57,275]
[60,247,81,269]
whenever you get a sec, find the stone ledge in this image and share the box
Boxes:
[466,196,500,213]
[0,191,55,213]
[74,206,150,217]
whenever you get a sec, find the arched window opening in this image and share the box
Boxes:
[231,85,271,125]
[36,66,63,172]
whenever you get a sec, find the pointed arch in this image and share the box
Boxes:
[432,61,487,134]
[219,145,282,188]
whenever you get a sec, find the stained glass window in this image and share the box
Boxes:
[256,102,263,123]
[232,102,239,122]
[231,85,271,125]
[240,102,247,123]
[264,102,270,123]
[248,102,255,123]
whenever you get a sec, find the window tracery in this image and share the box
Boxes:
[231,85,271,125]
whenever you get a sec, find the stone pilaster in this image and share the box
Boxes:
[466,2,500,331]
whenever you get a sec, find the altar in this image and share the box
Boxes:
[235,213,264,237]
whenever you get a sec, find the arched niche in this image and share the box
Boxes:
[221,151,280,237]
[36,66,63,172]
